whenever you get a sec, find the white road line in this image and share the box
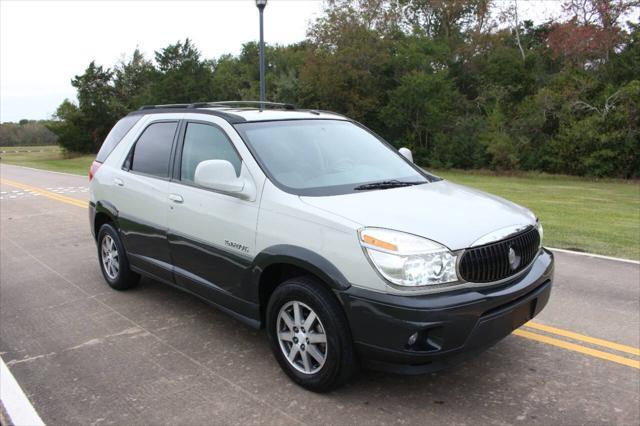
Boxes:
[1,164,84,178]
[0,357,45,426]
[3,163,638,265]
[548,247,640,265]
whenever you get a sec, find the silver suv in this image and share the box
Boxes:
[89,101,554,392]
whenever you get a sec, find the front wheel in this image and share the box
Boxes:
[97,223,139,290]
[266,276,357,392]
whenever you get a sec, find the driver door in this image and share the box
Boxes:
[167,120,259,311]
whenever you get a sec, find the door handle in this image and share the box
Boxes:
[168,194,184,203]
[113,178,124,187]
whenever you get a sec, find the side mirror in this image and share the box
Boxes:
[194,160,244,193]
[399,147,413,163]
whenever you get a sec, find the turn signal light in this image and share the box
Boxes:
[362,234,398,252]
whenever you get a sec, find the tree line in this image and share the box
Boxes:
[49,0,639,178]
[0,120,58,147]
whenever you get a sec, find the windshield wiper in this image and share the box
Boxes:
[354,180,423,191]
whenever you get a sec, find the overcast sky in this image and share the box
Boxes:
[1,0,565,123]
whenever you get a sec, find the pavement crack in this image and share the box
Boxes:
[65,327,146,351]
[6,352,56,366]
[4,236,307,426]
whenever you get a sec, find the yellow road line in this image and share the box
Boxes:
[0,178,87,209]
[2,177,640,370]
[514,329,640,369]
[525,321,640,356]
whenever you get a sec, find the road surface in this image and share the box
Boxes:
[1,163,639,425]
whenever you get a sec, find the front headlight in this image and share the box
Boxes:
[359,228,459,287]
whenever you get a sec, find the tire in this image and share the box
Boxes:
[266,276,357,392]
[97,223,139,290]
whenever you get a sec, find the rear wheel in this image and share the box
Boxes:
[266,276,357,392]
[97,223,139,290]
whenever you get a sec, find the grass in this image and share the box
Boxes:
[0,145,95,176]
[1,146,638,260]
[434,169,640,260]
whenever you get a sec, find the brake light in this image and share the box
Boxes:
[89,161,102,181]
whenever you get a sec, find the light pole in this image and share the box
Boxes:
[256,0,267,109]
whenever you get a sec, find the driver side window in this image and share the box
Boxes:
[180,122,242,184]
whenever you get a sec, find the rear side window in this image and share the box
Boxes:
[96,115,142,163]
[180,122,241,183]
[127,121,178,178]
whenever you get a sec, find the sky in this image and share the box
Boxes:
[0,0,565,123]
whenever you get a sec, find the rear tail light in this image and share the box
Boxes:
[89,161,102,181]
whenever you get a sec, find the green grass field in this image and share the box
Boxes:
[435,170,639,260]
[2,146,638,260]
[0,145,95,175]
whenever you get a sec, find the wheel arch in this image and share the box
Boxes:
[250,245,351,326]
[93,200,120,240]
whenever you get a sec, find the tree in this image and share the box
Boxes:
[0,121,57,147]
[500,0,526,61]
[113,48,155,111]
[47,100,91,153]
[300,0,398,127]
[382,71,460,152]
[479,105,520,170]
[608,22,640,83]
[48,62,117,153]
[148,38,216,104]
[548,0,638,64]
[45,2,639,177]
[401,0,492,41]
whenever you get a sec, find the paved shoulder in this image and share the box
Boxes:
[1,164,89,203]
[539,250,640,347]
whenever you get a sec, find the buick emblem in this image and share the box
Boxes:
[508,246,521,270]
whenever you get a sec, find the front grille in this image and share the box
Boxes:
[459,227,540,283]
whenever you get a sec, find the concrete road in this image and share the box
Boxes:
[1,163,639,425]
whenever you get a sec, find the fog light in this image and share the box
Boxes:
[408,332,418,346]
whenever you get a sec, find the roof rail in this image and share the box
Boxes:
[197,101,297,110]
[131,104,247,123]
[138,101,297,111]
[138,104,193,110]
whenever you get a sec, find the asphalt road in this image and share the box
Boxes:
[1,163,639,425]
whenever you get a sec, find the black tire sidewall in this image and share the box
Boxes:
[266,277,355,392]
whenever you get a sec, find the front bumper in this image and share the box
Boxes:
[337,249,554,374]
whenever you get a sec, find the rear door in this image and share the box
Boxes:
[112,119,180,283]
[166,118,260,316]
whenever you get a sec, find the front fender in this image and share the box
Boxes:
[250,244,351,291]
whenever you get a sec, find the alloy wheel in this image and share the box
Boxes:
[277,300,328,374]
[101,234,120,280]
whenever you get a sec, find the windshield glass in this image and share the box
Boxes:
[235,120,437,196]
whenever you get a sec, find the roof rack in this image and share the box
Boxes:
[131,101,336,124]
[138,103,194,110]
[132,103,246,123]
[193,101,297,110]
[137,101,297,111]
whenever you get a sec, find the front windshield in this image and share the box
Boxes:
[235,119,436,196]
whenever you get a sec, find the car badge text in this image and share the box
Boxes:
[225,240,250,253]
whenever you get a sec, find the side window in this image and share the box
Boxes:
[96,115,142,163]
[180,122,242,183]
[127,121,178,178]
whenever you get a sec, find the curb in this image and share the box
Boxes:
[2,164,638,266]
[0,357,45,426]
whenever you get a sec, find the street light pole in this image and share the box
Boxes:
[256,0,267,110]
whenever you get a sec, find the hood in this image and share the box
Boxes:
[300,180,536,250]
